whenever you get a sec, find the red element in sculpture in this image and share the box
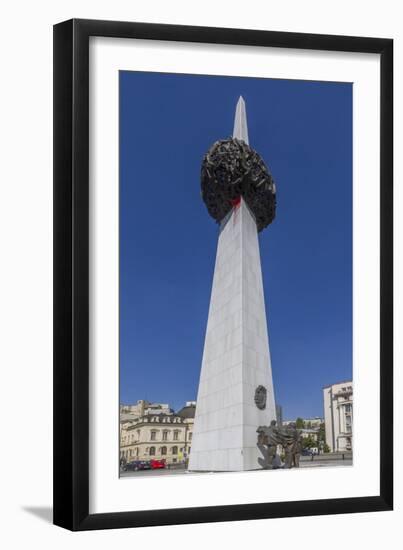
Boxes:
[231,197,241,208]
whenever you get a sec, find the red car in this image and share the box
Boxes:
[150,458,166,469]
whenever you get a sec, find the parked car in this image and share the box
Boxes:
[301,448,313,456]
[150,458,166,469]
[124,460,151,471]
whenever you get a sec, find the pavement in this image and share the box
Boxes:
[120,453,352,477]
[299,453,352,468]
[120,467,188,478]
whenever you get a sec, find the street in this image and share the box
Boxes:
[120,453,352,477]
[299,452,352,468]
[120,467,188,478]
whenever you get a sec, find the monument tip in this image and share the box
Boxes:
[233,95,249,145]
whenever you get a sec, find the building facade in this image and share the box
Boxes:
[120,400,173,423]
[299,428,320,441]
[120,402,195,465]
[275,404,283,426]
[282,417,323,429]
[323,381,353,452]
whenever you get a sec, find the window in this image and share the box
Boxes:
[172,446,178,455]
[189,432,192,441]
[161,446,167,455]
[149,446,155,456]
[150,430,156,441]
[173,430,179,441]
[188,447,191,453]
[162,430,168,441]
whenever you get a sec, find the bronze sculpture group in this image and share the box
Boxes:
[257,421,303,469]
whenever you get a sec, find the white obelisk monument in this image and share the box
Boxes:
[189,97,277,471]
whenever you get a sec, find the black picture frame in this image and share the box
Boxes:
[53,18,393,531]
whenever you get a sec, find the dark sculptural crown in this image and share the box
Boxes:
[200,138,276,232]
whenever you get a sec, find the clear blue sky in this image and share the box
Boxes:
[119,71,352,420]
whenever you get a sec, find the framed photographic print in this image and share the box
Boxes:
[53,19,393,530]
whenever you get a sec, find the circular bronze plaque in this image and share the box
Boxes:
[254,385,267,410]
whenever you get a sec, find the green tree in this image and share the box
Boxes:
[317,422,326,453]
[323,443,331,453]
[318,422,326,442]
[295,417,305,429]
[302,435,316,449]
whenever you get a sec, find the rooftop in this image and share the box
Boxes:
[176,403,196,419]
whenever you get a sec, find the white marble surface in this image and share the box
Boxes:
[232,96,249,144]
[189,199,277,471]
